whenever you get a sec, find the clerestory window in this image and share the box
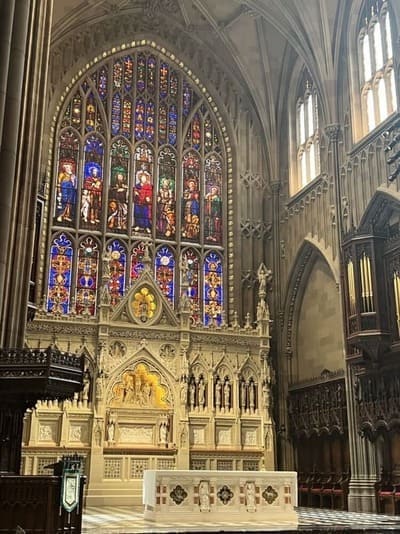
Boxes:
[295,81,320,192]
[359,1,397,135]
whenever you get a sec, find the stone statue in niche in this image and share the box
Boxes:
[107,412,117,443]
[159,419,169,445]
[262,379,271,412]
[180,379,188,406]
[189,381,196,411]
[199,480,210,512]
[240,380,247,411]
[96,371,104,400]
[215,378,222,410]
[94,421,102,446]
[81,369,91,401]
[249,380,256,413]
[110,341,126,359]
[223,380,231,411]
[198,378,205,409]
[245,481,256,512]
[180,424,188,447]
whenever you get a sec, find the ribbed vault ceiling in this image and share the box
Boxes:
[51,0,346,176]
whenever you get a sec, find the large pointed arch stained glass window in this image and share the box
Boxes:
[48,47,227,324]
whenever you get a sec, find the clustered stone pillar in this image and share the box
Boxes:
[0,0,57,476]
[0,0,53,348]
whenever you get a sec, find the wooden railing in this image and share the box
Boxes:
[0,475,85,533]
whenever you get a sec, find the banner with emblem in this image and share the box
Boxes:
[61,469,81,513]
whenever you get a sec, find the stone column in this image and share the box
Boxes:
[270,179,291,469]
[0,0,15,142]
[346,365,378,512]
[0,0,53,347]
[324,123,377,511]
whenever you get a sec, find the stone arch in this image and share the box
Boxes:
[359,187,400,233]
[282,238,343,384]
[106,353,175,409]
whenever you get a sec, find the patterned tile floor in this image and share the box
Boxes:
[82,506,400,533]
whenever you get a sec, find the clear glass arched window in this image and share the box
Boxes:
[359,1,397,135]
[47,48,226,326]
[295,82,320,191]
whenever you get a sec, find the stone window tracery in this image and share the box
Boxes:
[358,1,397,135]
[47,48,227,325]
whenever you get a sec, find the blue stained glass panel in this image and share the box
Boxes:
[130,241,149,281]
[147,55,156,94]
[98,66,108,100]
[76,237,99,316]
[137,54,146,92]
[112,93,121,136]
[47,233,73,314]
[155,245,175,303]
[183,81,191,116]
[124,56,133,91]
[160,62,169,99]
[168,105,177,146]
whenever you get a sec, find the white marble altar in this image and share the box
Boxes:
[143,470,298,524]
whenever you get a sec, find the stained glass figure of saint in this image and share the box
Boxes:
[82,162,103,226]
[108,166,128,231]
[133,146,153,234]
[56,160,78,224]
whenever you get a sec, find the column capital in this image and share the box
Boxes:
[270,180,281,194]
[325,123,341,142]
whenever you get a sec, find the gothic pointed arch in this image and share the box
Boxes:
[282,239,342,383]
[45,44,234,325]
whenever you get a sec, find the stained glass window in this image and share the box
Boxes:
[76,237,99,316]
[108,240,127,306]
[204,251,223,326]
[181,248,200,323]
[47,233,74,314]
[108,139,130,232]
[133,144,153,233]
[55,130,79,225]
[124,56,134,91]
[130,241,148,282]
[204,155,222,244]
[157,147,176,239]
[49,48,226,321]
[181,151,201,240]
[81,135,104,230]
[155,245,175,303]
